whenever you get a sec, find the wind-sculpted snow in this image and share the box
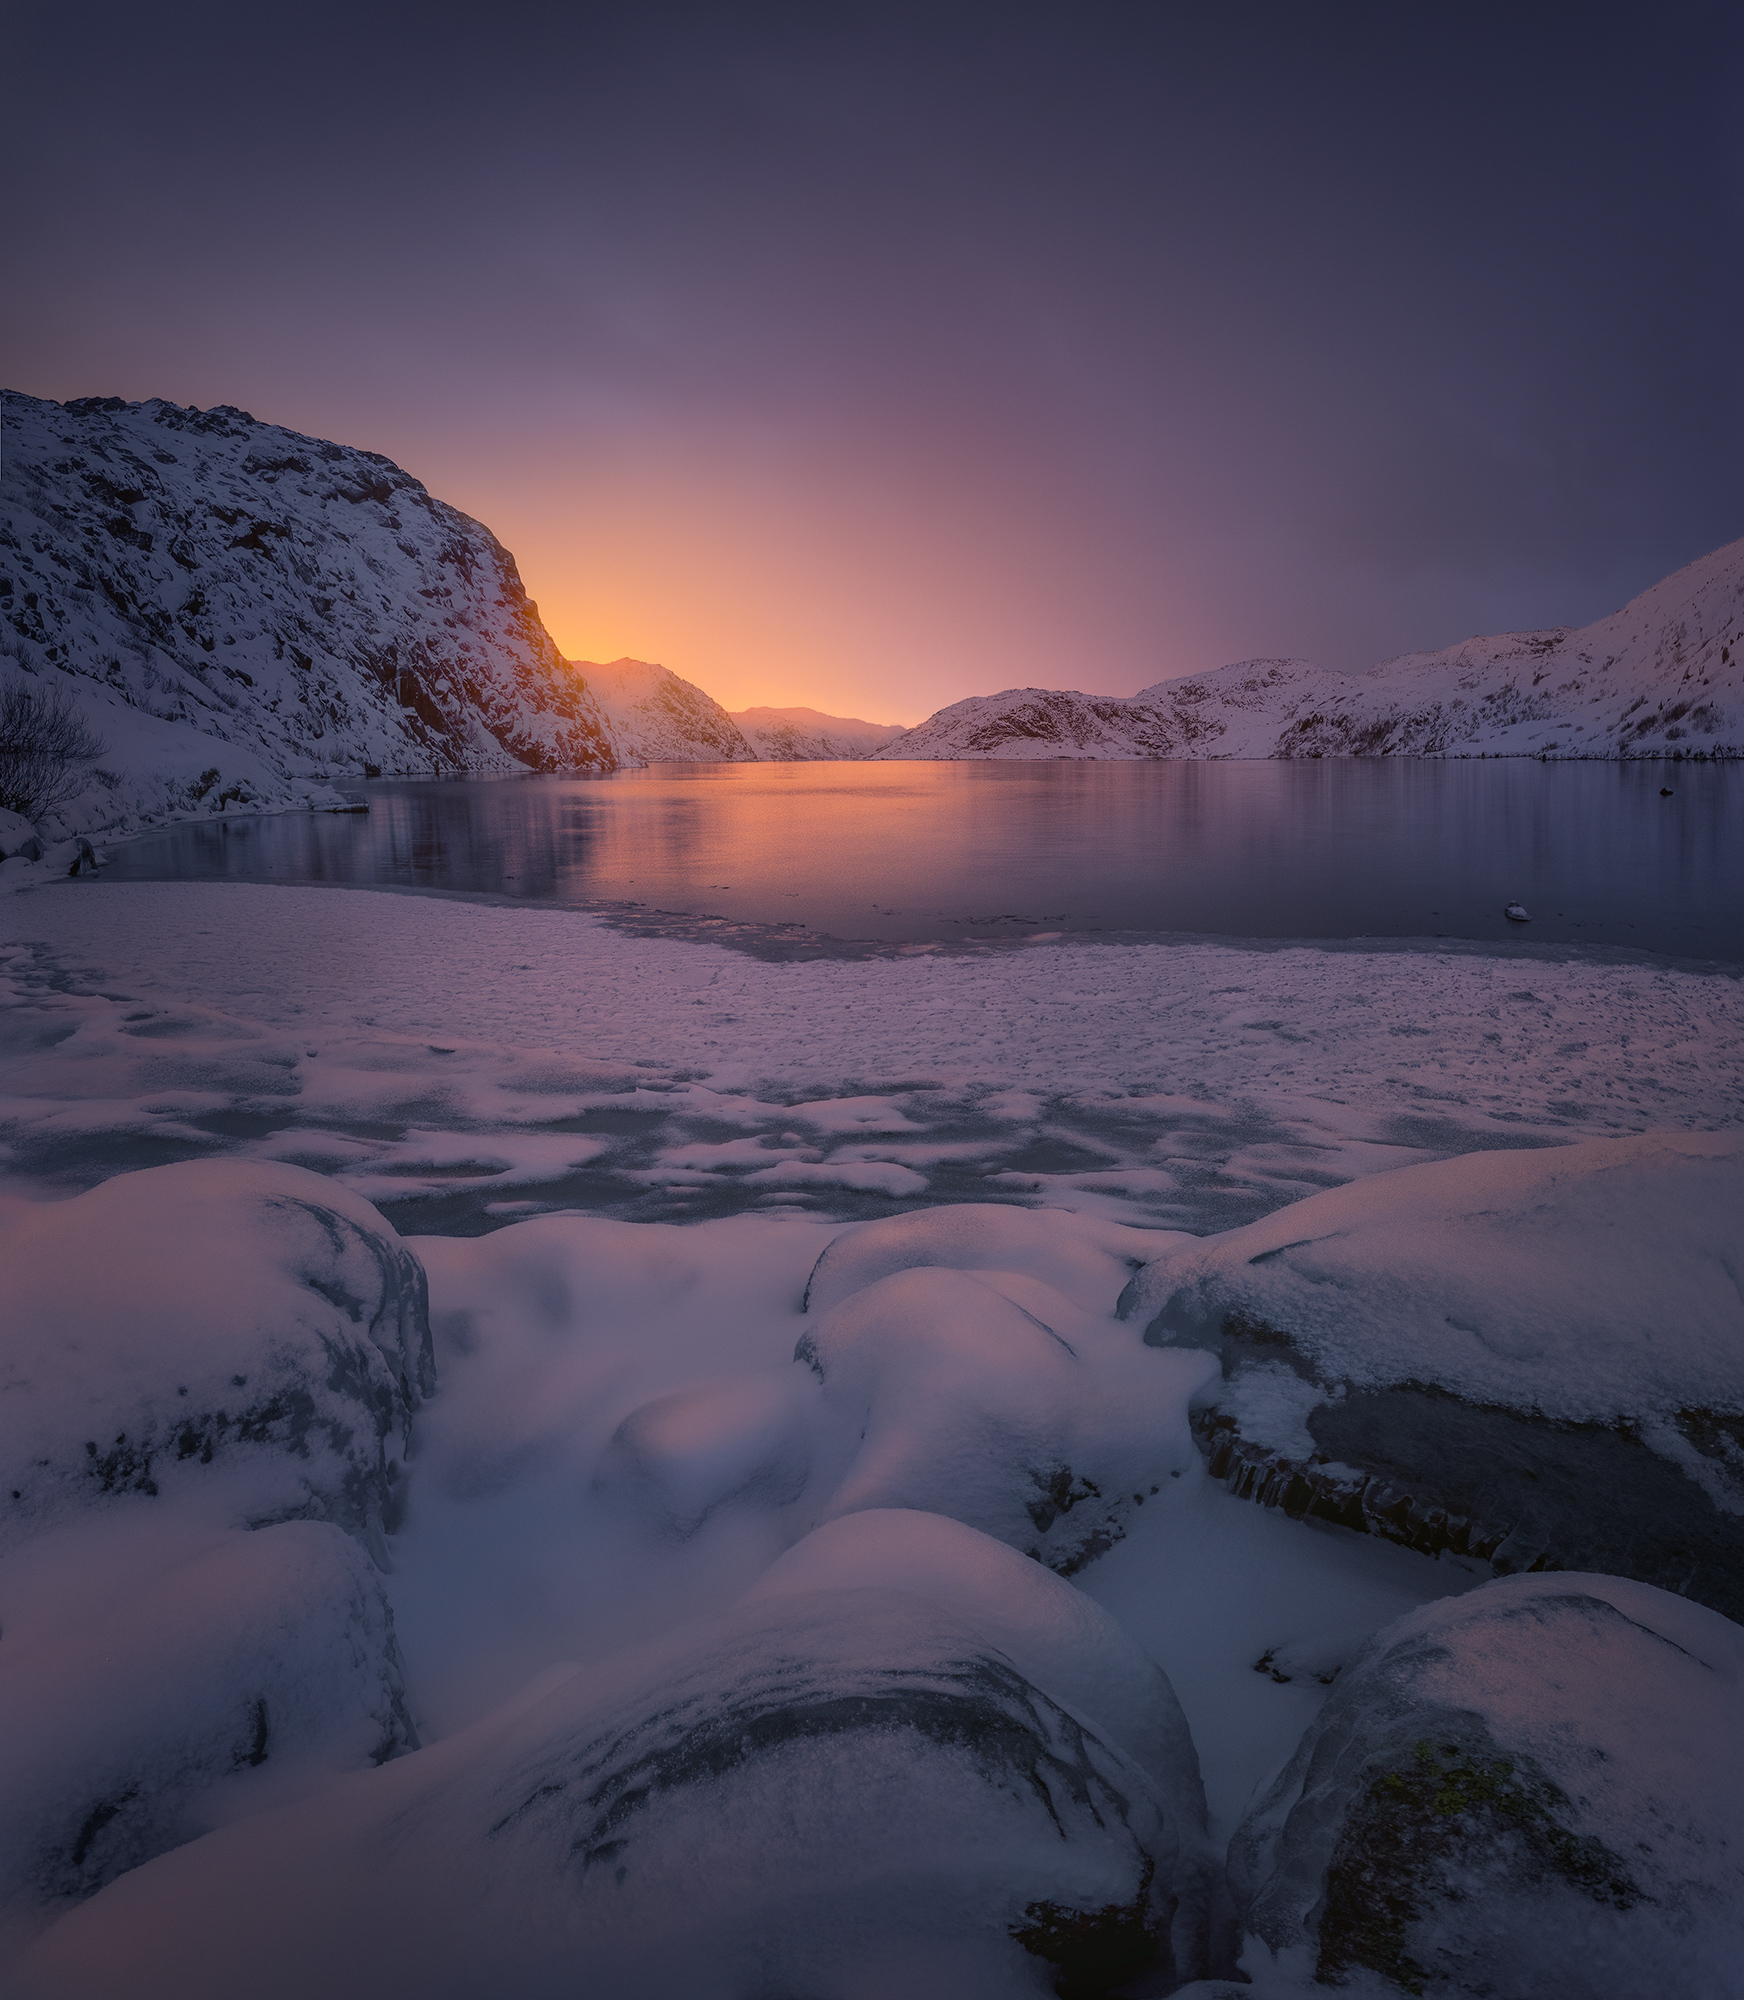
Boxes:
[0,1158,434,1554]
[1228,1574,1744,1998]
[580,656,756,764]
[605,1249,1213,1573]
[16,1588,1210,1999]
[878,537,1744,760]
[0,391,614,838]
[1121,1132,1744,1616]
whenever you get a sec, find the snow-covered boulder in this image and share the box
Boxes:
[36,836,97,877]
[0,1515,415,1955]
[0,808,41,860]
[0,1160,434,1556]
[16,1586,1212,1999]
[1118,1132,1744,1617]
[1227,1573,1744,1998]
[744,1509,1208,1828]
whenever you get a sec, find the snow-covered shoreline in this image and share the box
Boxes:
[3,878,1742,1995]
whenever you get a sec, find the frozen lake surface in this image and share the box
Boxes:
[100,758,1744,962]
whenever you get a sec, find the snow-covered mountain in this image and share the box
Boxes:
[878,539,1744,760]
[730,705,909,760]
[579,657,756,764]
[0,391,615,834]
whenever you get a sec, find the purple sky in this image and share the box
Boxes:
[5,2,1742,720]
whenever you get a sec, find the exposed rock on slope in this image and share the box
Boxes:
[730,704,908,759]
[578,656,755,764]
[0,391,615,834]
[1228,1574,1744,1998]
[1119,1131,1744,1617]
[878,539,1744,759]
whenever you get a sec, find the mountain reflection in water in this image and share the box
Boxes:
[101,759,1744,964]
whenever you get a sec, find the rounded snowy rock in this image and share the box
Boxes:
[1227,1572,1744,1998]
[0,1160,434,1554]
[17,1588,1209,1999]
[0,1515,415,1954]
[1119,1132,1744,1615]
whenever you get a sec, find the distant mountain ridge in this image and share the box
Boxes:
[877,540,1744,760]
[579,657,756,765]
[730,706,909,760]
[1,390,615,833]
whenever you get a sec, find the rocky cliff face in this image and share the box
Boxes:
[579,657,756,764]
[878,540,1744,760]
[0,391,614,832]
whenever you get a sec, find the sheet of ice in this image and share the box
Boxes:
[3,882,1740,1240]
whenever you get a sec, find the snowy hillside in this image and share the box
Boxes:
[579,657,755,764]
[731,705,909,759]
[0,391,615,836]
[878,540,1744,760]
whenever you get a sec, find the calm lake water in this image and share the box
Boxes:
[102,760,1744,963]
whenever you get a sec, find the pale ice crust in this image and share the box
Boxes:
[1,882,1741,1993]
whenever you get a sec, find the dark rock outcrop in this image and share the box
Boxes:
[1119,1132,1744,1619]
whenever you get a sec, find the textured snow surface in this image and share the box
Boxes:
[1229,1573,1744,1998]
[4,882,1740,1236]
[730,704,910,759]
[0,391,614,840]
[879,538,1744,760]
[580,656,756,764]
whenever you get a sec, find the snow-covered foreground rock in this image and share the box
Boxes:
[0,1160,426,1952]
[17,1581,1209,2000]
[1120,1133,1744,1618]
[1,1158,433,1554]
[1229,1574,1744,1998]
[0,391,615,843]
[1,884,1741,1991]
[879,535,1744,761]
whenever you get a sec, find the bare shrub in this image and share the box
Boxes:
[0,681,107,822]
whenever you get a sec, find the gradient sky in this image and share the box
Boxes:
[6,3,1743,723]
